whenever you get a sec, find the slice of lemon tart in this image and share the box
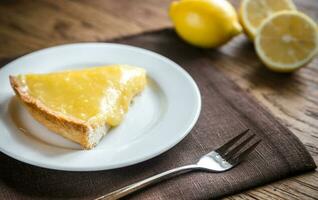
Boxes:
[10,65,147,149]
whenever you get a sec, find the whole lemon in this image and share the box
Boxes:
[169,0,242,48]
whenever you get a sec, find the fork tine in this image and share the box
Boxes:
[229,139,261,164]
[216,129,249,155]
[223,133,256,159]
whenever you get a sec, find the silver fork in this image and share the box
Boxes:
[95,129,261,200]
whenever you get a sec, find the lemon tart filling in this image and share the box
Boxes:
[18,65,147,126]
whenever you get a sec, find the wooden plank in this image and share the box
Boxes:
[0,0,172,59]
[0,0,317,199]
[226,172,318,200]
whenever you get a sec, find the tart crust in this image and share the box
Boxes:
[10,76,104,149]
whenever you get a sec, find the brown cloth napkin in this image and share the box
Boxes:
[0,29,316,200]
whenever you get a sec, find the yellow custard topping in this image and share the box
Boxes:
[18,65,146,126]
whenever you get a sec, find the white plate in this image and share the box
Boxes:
[0,43,201,171]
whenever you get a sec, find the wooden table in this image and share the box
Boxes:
[1,0,317,199]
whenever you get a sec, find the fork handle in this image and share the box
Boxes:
[95,164,199,200]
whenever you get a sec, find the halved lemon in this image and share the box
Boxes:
[239,0,296,40]
[255,11,318,72]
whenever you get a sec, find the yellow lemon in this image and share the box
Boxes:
[255,11,318,72]
[239,0,296,40]
[169,0,242,48]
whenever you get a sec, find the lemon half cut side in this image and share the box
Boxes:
[255,11,318,72]
[239,0,296,40]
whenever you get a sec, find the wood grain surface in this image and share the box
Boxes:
[0,0,317,199]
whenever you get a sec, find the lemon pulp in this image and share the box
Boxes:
[239,0,295,39]
[255,11,318,72]
[19,65,146,126]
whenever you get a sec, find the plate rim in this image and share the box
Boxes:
[0,43,201,171]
